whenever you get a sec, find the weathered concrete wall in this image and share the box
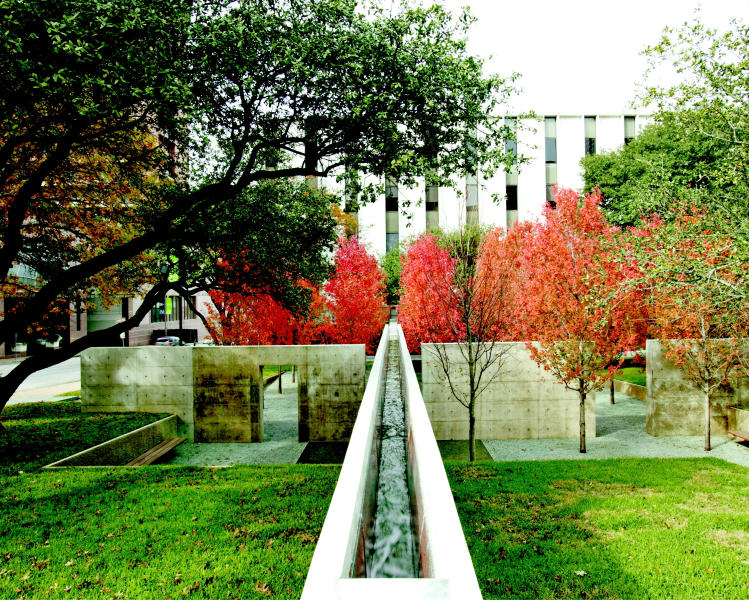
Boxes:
[614,379,646,402]
[421,343,595,440]
[82,345,366,442]
[44,415,178,467]
[646,339,749,436]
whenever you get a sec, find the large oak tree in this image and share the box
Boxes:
[0,0,518,410]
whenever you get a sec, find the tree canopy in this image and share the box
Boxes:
[0,0,518,408]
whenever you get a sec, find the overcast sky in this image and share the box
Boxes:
[438,0,747,115]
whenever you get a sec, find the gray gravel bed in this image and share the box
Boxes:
[483,390,749,468]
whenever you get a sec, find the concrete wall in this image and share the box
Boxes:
[45,415,179,467]
[82,345,366,443]
[421,342,595,440]
[646,339,749,436]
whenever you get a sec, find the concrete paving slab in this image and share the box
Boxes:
[482,389,749,468]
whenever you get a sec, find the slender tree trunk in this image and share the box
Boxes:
[705,390,711,452]
[579,388,587,453]
[610,379,615,404]
[292,364,296,383]
[469,401,476,462]
[278,365,283,393]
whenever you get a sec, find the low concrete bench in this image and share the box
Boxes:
[728,430,749,443]
[126,437,186,466]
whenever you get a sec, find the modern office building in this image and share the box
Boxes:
[331,113,652,257]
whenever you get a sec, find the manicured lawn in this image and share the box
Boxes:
[0,401,168,476]
[448,458,749,599]
[0,465,339,599]
[614,367,646,387]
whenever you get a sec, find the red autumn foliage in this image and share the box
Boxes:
[206,238,387,353]
[398,233,461,353]
[634,210,749,450]
[513,187,647,452]
[205,281,327,346]
[323,237,388,353]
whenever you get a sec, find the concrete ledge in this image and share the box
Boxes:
[303,325,481,599]
[397,325,481,599]
[302,325,390,597]
[614,379,646,402]
[43,415,179,468]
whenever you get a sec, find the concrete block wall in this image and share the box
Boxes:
[82,345,366,443]
[646,340,749,436]
[421,342,595,440]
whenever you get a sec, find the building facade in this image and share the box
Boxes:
[343,113,651,257]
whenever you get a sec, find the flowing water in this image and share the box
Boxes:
[364,332,419,578]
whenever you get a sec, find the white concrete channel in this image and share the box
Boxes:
[302,324,482,599]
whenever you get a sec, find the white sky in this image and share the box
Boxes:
[438,0,748,115]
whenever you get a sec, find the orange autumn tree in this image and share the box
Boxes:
[399,227,519,461]
[515,188,646,453]
[634,210,749,451]
[399,232,461,353]
[324,237,388,353]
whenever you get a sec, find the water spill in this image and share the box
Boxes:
[365,332,419,578]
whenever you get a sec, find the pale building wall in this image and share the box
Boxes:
[517,120,546,222]
[556,115,585,192]
[597,115,625,153]
[421,342,595,440]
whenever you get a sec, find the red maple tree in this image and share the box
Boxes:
[323,237,388,353]
[634,210,748,450]
[514,188,647,452]
[398,232,461,353]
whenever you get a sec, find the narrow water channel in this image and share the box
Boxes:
[364,330,419,578]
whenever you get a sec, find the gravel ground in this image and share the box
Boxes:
[170,370,305,466]
[483,389,749,468]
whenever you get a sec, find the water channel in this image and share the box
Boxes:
[364,329,420,578]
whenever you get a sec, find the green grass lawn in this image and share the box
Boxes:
[0,465,338,599]
[0,401,168,476]
[448,458,749,599]
[614,367,647,387]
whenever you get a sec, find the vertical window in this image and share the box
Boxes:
[585,116,597,155]
[425,184,439,230]
[624,116,636,145]
[466,129,478,224]
[545,117,557,207]
[506,117,519,227]
[385,177,399,250]
[544,117,557,163]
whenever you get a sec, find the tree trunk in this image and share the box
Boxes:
[610,379,615,404]
[579,389,587,453]
[705,390,711,452]
[278,365,283,394]
[469,410,476,462]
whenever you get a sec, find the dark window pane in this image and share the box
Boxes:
[585,137,596,155]
[506,185,518,211]
[385,196,398,212]
[425,201,438,212]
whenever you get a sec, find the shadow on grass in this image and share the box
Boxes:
[297,441,349,464]
[437,440,492,461]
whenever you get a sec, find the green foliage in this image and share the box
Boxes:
[581,114,741,226]
[0,401,167,476]
[1,0,521,404]
[0,465,338,598]
[448,458,749,599]
[380,245,403,304]
[583,15,749,227]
